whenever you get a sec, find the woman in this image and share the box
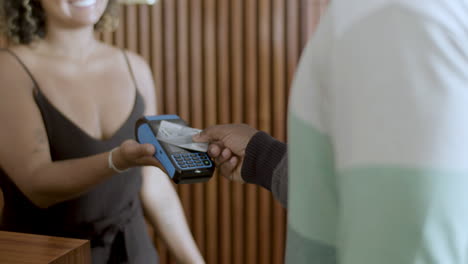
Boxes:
[0,0,204,263]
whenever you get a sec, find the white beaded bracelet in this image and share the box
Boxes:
[108,148,127,173]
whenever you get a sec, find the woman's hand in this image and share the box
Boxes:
[111,139,163,171]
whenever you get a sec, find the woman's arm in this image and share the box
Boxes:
[140,167,204,264]
[0,51,160,209]
[126,51,204,263]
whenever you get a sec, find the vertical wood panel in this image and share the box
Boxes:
[217,0,232,263]
[301,0,318,48]
[138,5,150,62]
[244,0,259,263]
[230,0,245,263]
[163,0,177,115]
[273,0,286,142]
[176,0,190,121]
[176,0,192,235]
[125,5,138,52]
[189,0,206,258]
[0,28,9,232]
[203,0,219,263]
[0,1,328,263]
[114,6,125,49]
[287,0,301,92]
[0,190,3,220]
[273,0,288,263]
[161,3,178,262]
[151,2,165,114]
[258,0,273,263]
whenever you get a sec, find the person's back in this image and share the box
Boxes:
[288,0,468,263]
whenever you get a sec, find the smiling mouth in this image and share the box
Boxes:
[70,0,97,7]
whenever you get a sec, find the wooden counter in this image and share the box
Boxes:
[0,231,90,264]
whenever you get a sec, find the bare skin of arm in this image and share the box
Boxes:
[126,52,204,264]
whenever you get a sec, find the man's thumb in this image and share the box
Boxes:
[192,131,210,143]
[192,127,221,143]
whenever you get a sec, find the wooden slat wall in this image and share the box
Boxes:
[115,1,328,263]
[0,0,329,263]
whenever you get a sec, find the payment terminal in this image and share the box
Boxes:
[135,115,215,184]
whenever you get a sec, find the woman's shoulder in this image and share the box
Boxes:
[97,44,150,71]
[0,45,27,67]
[115,49,156,111]
[0,45,35,88]
[121,49,151,73]
[96,44,155,103]
[116,48,154,88]
[0,46,37,114]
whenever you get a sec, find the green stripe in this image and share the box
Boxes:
[288,112,468,263]
[286,226,337,264]
[338,166,468,264]
[288,113,337,244]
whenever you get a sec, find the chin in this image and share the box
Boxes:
[70,15,102,26]
[43,0,109,28]
[67,0,107,22]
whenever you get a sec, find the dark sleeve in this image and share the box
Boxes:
[241,131,288,196]
[271,155,288,208]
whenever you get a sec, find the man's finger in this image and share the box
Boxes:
[229,156,238,166]
[215,148,233,165]
[221,148,232,159]
[216,155,241,182]
[218,160,238,181]
[208,143,223,158]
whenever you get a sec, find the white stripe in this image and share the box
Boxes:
[289,10,333,134]
[332,0,468,39]
[330,3,468,170]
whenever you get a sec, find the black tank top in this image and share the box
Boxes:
[0,49,158,264]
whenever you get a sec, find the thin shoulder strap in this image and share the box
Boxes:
[1,48,39,88]
[122,50,139,90]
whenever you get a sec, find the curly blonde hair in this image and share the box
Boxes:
[0,0,119,45]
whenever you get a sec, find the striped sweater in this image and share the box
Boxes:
[244,0,468,263]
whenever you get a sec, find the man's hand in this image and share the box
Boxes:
[192,124,258,182]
